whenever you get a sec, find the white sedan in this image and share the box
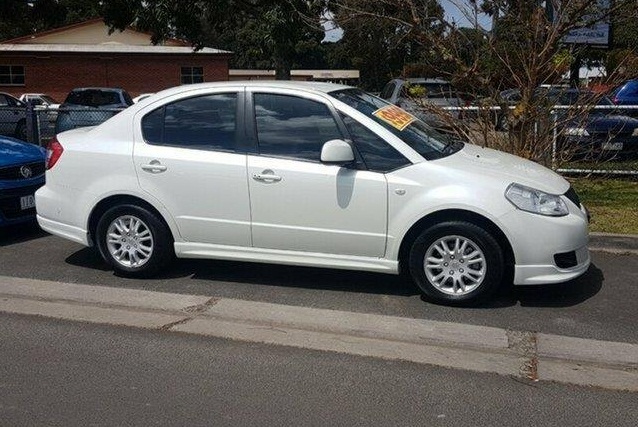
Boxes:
[36,81,590,305]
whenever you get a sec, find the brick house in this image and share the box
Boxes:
[0,19,231,102]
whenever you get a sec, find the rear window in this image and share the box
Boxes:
[64,90,123,107]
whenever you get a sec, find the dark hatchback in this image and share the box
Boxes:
[555,90,638,160]
[55,87,133,134]
[0,135,46,226]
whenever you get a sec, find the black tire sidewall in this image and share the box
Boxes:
[409,221,504,305]
[96,204,173,278]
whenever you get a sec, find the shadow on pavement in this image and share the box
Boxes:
[472,263,604,309]
[0,222,49,247]
[65,248,418,297]
[65,247,111,272]
[183,259,418,297]
[65,246,603,303]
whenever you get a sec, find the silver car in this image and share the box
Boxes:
[380,78,464,128]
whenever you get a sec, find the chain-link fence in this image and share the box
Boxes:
[0,105,123,147]
[434,104,638,177]
[3,101,638,177]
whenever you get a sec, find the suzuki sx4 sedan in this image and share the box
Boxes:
[36,82,590,305]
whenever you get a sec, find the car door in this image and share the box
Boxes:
[133,90,252,246]
[246,90,388,258]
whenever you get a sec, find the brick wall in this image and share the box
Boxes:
[0,53,230,101]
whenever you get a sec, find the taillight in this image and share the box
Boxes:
[46,137,64,170]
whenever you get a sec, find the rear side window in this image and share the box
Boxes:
[142,93,237,151]
[254,93,342,161]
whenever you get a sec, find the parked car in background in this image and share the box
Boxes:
[610,79,638,106]
[55,87,134,134]
[380,78,464,129]
[37,81,590,306]
[20,93,61,140]
[19,93,60,109]
[0,135,45,226]
[556,89,638,160]
[0,92,27,140]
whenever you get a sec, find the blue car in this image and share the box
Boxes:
[611,79,638,106]
[0,136,46,226]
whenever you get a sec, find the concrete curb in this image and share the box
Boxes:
[0,275,636,392]
[589,232,638,255]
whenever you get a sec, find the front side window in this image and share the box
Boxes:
[254,93,342,161]
[340,114,410,173]
[142,93,237,151]
[0,65,25,86]
[181,66,204,84]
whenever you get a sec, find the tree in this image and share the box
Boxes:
[102,0,326,79]
[329,0,638,165]
[0,0,102,41]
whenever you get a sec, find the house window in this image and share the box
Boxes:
[181,66,204,84]
[0,65,25,85]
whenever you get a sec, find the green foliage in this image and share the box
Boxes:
[0,0,102,41]
[103,0,325,79]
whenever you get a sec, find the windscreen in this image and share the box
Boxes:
[330,89,463,160]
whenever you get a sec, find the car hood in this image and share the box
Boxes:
[0,137,45,167]
[583,114,638,134]
[432,143,569,194]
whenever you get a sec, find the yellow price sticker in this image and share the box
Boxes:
[373,105,416,131]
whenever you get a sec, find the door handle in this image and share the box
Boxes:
[252,172,282,182]
[141,160,167,173]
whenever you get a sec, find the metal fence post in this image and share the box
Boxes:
[24,104,41,145]
[551,110,558,170]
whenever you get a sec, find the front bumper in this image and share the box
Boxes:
[499,199,590,286]
[0,181,44,226]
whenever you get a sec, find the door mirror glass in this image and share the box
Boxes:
[320,139,355,164]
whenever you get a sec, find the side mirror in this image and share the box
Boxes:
[320,139,354,165]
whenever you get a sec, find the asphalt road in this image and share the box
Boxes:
[1,313,636,427]
[1,223,637,344]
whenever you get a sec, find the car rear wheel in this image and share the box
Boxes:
[96,204,173,277]
[408,221,504,305]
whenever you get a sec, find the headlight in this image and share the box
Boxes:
[564,127,590,137]
[505,183,569,216]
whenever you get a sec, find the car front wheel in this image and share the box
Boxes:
[409,221,504,305]
[96,204,173,277]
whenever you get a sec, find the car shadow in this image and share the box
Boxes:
[64,247,112,271]
[64,248,419,297]
[65,247,603,304]
[0,221,49,247]
[467,263,604,309]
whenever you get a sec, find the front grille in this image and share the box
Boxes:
[554,251,578,269]
[564,186,581,208]
[0,161,45,181]
[0,183,42,220]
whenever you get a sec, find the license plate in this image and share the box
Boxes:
[20,195,35,210]
[602,142,623,151]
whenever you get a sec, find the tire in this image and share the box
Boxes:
[408,221,504,305]
[15,120,27,141]
[96,204,174,278]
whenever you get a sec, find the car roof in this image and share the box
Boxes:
[69,87,127,92]
[405,78,451,84]
[151,81,353,99]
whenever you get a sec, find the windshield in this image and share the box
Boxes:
[41,95,58,104]
[329,89,463,160]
